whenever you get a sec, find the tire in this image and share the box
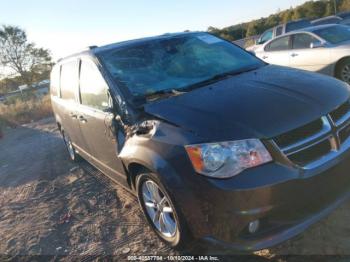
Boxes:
[62,131,81,162]
[136,172,192,250]
[335,59,350,84]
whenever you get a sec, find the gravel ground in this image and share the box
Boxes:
[0,118,350,261]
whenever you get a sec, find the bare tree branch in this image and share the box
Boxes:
[0,25,52,87]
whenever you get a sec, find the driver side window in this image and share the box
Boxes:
[79,59,110,111]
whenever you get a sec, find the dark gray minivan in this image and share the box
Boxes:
[51,32,350,251]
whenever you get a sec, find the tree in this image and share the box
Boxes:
[292,6,305,20]
[265,14,280,29]
[207,26,221,36]
[208,0,350,42]
[339,0,350,11]
[324,0,336,16]
[246,21,259,37]
[0,25,52,87]
[280,8,293,23]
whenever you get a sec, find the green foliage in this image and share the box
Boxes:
[246,22,258,37]
[208,0,350,41]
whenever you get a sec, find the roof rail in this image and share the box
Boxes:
[56,45,99,62]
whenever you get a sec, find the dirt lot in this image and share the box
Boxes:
[1,118,350,261]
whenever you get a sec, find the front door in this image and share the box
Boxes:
[259,35,291,67]
[76,57,127,184]
[289,33,331,75]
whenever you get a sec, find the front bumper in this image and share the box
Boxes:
[171,141,350,252]
[204,187,350,251]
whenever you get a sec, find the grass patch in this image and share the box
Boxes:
[0,95,53,129]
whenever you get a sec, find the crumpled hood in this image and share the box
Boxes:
[144,65,350,141]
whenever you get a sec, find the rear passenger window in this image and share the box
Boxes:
[60,61,78,101]
[50,65,60,97]
[266,36,290,51]
[79,59,109,110]
[292,33,318,49]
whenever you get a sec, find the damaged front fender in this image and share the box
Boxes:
[118,119,200,189]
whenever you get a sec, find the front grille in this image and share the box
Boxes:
[274,119,324,149]
[339,124,350,144]
[329,100,350,125]
[273,100,350,167]
[288,139,332,166]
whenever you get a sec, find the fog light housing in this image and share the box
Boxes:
[248,220,260,234]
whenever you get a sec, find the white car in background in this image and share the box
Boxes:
[246,19,311,52]
[254,24,350,83]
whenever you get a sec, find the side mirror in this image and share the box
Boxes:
[310,41,324,49]
[102,106,114,114]
[102,90,114,113]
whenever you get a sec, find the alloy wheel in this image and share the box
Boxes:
[141,180,177,238]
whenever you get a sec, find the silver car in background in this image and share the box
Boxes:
[247,19,311,52]
[254,24,350,83]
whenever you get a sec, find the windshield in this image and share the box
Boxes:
[313,25,350,44]
[99,33,264,98]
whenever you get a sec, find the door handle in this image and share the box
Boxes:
[69,112,77,119]
[262,55,268,59]
[291,53,299,57]
[78,115,87,123]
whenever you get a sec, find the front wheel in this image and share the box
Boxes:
[136,172,191,250]
[336,59,350,84]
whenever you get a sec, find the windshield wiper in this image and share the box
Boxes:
[145,89,187,102]
[181,66,259,92]
[142,65,261,103]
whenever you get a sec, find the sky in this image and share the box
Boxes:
[0,0,307,61]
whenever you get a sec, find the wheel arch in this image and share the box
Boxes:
[119,143,182,193]
[334,56,350,76]
[127,162,152,190]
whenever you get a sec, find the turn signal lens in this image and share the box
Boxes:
[185,146,204,171]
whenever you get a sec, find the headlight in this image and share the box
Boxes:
[185,139,272,178]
